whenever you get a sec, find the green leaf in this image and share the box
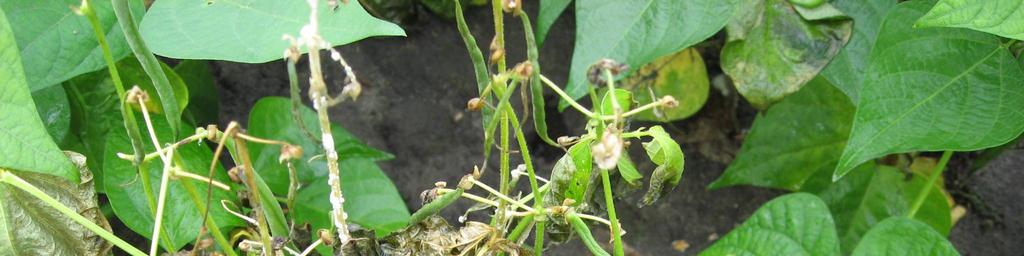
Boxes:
[32,85,71,143]
[628,48,710,121]
[616,154,642,186]
[247,97,408,236]
[710,77,853,191]
[851,217,959,256]
[103,118,244,250]
[116,58,189,116]
[566,137,594,205]
[834,0,1024,179]
[561,0,736,110]
[722,0,852,109]
[803,164,951,255]
[640,125,684,205]
[820,0,898,101]
[0,0,142,91]
[0,7,77,182]
[174,60,219,126]
[598,88,633,116]
[537,0,572,46]
[64,70,121,191]
[0,152,111,255]
[139,0,405,63]
[700,193,840,256]
[917,0,1024,41]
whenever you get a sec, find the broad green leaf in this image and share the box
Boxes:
[710,77,853,191]
[247,97,408,236]
[640,125,684,205]
[537,0,572,46]
[803,164,951,254]
[598,88,633,116]
[820,0,898,101]
[32,85,71,143]
[793,2,848,21]
[174,60,219,126]
[140,0,405,63]
[0,152,111,255]
[116,57,189,115]
[627,48,710,121]
[0,7,77,182]
[917,0,1024,41]
[789,0,824,8]
[566,137,594,205]
[104,119,244,250]
[561,0,736,110]
[851,217,959,256]
[544,150,578,207]
[616,154,642,186]
[0,0,142,91]
[700,193,840,256]
[722,0,852,109]
[834,0,1024,178]
[64,70,121,191]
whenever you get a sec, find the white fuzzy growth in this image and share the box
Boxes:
[322,133,336,154]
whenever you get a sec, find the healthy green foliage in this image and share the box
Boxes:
[103,119,244,250]
[820,0,897,101]
[0,7,77,182]
[722,0,852,109]
[834,0,1024,179]
[628,48,710,121]
[561,0,736,110]
[536,0,572,46]
[599,89,633,116]
[917,0,1024,41]
[0,0,141,91]
[803,164,952,254]
[640,126,684,205]
[616,154,642,186]
[565,138,594,204]
[0,153,111,256]
[139,0,405,63]
[851,217,959,256]
[116,58,189,115]
[700,193,840,256]
[64,70,121,190]
[32,85,71,144]
[174,60,219,126]
[710,77,853,191]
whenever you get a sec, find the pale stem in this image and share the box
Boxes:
[136,94,176,256]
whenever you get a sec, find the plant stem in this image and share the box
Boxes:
[135,96,178,256]
[601,170,624,256]
[908,150,954,218]
[495,97,511,227]
[503,104,545,255]
[491,0,506,72]
[178,179,236,256]
[231,138,274,255]
[539,75,595,117]
[0,171,147,256]
[112,0,181,137]
[286,59,320,143]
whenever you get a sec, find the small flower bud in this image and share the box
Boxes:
[561,198,576,206]
[341,82,361,101]
[125,86,148,105]
[502,0,522,14]
[278,144,303,163]
[467,97,484,111]
[557,136,579,147]
[472,165,482,179]
[586,59,629,86]
[661,95,679,108]
[318,229,335,245]
[591,130,623,170]
[228,166,244,184]
[489,37,504,64]
[513,61,534,78]
[458,174,475,190]
[206,125,219,141]
[435,181,447,188]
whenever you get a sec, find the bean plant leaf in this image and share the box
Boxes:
[710,77,853,191]
[722,0,852,109]
[140,0,405,63]
[599,88,633,116]
[537,0,572,46]
[32,85,71,143]
[802,163,951,255]
[565,137,594,205]
[117,57,189,115]
[0,7,77,182]
[916,0,1024,41]
[616,154,642,186]
[627,48,710,121]
[247,97,408,237]
[700,193,840,256]
[640,125,684,205]
[174,60,219,126]
[820,0,897,101]
[0,0,142,91]
[64,70,121,191]
[103,119,244,250]
[851,217,959,256]
[561,0,736,110]
[834,0,1024,179]
[0,152,112,256]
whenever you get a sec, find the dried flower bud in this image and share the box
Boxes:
[661,95,679,108]
[557,136,579,147]
[341,82,362,101]
[279,144,303,163]
[472,165,482,179]
[586,59,629,86]
[591,130,623,170]
[513,61,534,78]
[318,229,335,245]
[458,174,475,190]
[195,237,214,250]
[467,97,484,111]
[125,86,148,105]
[489,37,504,64]
[206,125,219,141]
[562,198,576,206]
[228,166,244,184]
[502,0,522,14]
[435,181,447,188]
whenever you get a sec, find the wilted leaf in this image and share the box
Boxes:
[140,0,405,63]
[820,0,897,101]
[32,85,71,143]
[640,126,684,205]
[626,48,710,121]
[0,0,142,91]
[0,152,112,255]
[851,217,959,256]
[722,0,852,109]
[917,0,1024,41]
[174,60,219,126]
[834,0,1024,179]
[700,193,840,256]
[710,77,853,191]
[561,0,736,110]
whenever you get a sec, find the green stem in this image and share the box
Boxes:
[567,212,611,256]
[232,138,275,255]
[493,100,511,228]
[0,171,147,256]
[112,0,182,138]
[491,0,506,72]
[907,150,953,218]
[409,188,464,224]
[503,104,545,255]
[601,170,624,256]
[286,59,320,143]
[178,178,236,256]
[506,214,535,242]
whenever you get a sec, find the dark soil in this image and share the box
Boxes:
[208,3,1023,255]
